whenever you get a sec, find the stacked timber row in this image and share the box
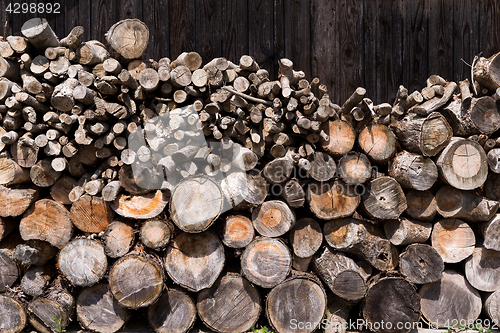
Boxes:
[2,17,500,333]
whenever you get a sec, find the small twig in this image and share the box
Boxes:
[3,21,7,41]
[471,55,480,96]
[222,86,272,106]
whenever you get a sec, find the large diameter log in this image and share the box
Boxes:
[472,52,500,91]
[77,283,129,333]
[0,185,38,217]
[394,112,452,157]
[111,190,168,219]
[389,151,437,190]
[222,215,254,248]
[251,200,295,237]
[266,274,327,333]
[431,219,475,263]
[148,288,197,333]
[419,270,482,328]
[312,247,367,301]
[57,238,107,287]
[464,247,500,292]
[170,176,224,232]
[361,176,407,221]
[306,180,360,220]
[362,276,421,333]
[109,254,164,309]
[358,124,396,163]
[102,221,135,258]
[0,158,30,185]
[220,172,268,210]
[289,218,322,258]
[241,237,291,288]
[70,195,114,233]
[436,185,498,222]
[21,18,59,53]
[105,19,149,61]
[485,290,500,325]
[436,137,488,190]
[481,214,500,251]
[0,295,27,333]
[319,120,355,157]
[20,199,73,249]
[0,251,19,292]
[405,190,437,222]
[384,218,432,246]
[470,96,500,134]
[399,243,444,284]
[324,218,399,271]
[165,231,224,292]
[197,274,261,333]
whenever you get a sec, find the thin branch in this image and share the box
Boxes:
[222,86,272,106]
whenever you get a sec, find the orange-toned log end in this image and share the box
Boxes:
[0,185,39,217]
[70,195,114,233]
[320,119,355,157]
[20,199,73,249]
[222,215,254,248]
[111,190,168,220]
[306,180,360,220]
[358,123,396,163]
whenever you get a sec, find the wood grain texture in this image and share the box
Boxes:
[148,288,197,333]
[0,295,26,333]
[249,0,275,77]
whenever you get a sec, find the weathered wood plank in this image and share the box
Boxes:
[249,0,274,77]
[64,0,91,42]
[168,0,194,59]
[143,0,169,60]
[284,0,311,80]
[428,0,454,81]
[479,0,500,58]
[453,0,479,82]
[195,0,221,64]
[221,0,248,64]
[90,0,117,43]
[117,0,143,20]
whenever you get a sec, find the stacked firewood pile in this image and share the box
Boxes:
[3,17,500,333]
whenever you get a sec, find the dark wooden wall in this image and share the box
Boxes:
[1,0,500,104]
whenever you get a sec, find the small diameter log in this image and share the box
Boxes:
[419,270,481,328]
[436,137,488,190]
[109,253,164,309]
[384,218,432,246]
[0,295,27,333]
[0,158,30,185]
[111,190,168,219]
[324,218,399,271]
[411,81,457,116]
[12,240,58,266]
[11,134,39,168]
[289,218,322,258]
[222,215,255,248]
[241,237,291,288]
[0,185,38,217]
[358,123,396,163]
[20,266,51,297]
[306,180,360,220]
[319,120,356,157]
[469,96,500,134]
[170,65,192,87]
[170,176,224,232]
[70,195,114,233]
[464,247,500,292]
[362,277,421,333]
[77,283,129,333]
[431,219,475,263]
[77,41,109,65]
[140,218,173,250]
[102,221,135,258]
[251,200,295,237]
[405,190,437,221]
[389,151,438,191]
[472,52,500,91]
[481,214,500,251]
[50,176,77,205]
[139,68,160,91]
[0,251,19,292]
[312,247,367,301]
[57,238,107,287]
[21,18,60,52]
[436,185,498,222]
[399,243,444,284]
[338,151,371,185]
[281,179,305,208]
[105,19,149,61]
[197,274,261,333]
[361,176,407,221]
[165,231,224,292]
[20,199,73,249]
[339,87,366,115]
[51,78,79,112]
[266,274,327,333]
[148,289,197,333]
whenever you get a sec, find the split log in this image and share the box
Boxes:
[148,288,197,333]
[338,151,371,185]
[76,283,129,333]
[108,253,164,309]
[251,200,295,237]
[262,157,294,184]
[0,295,27,333]
[405,190,437,221]
[0,251,19,292]
[110,190,168,219]
[436,137,488,190]
[20,266,52,297]
[105,19,149,61]
[388,151,438,191]
[312,247,367,301]
[306,180,360,220]
[21,18,59,52]
[431,219,475,263]
[164,231,224,292]
[50,176,76,205]
[281,179,305,208]
[324,218,399,271]
[289,218,322,258]
[0,185,38,217]
[319,120,356,157]
[12,240,58,266]
[20,199,73,249]
[102,221,135,258]
[384,218,432,246]
[140,218,173,250]
[358,124,396,163]
[0,158,30,185]
[241,237,291,288]
[362,276,421,333]
[435,185,498,222]
[57,238,107,287]
[70,195,114,233]
[308,151,337,181]
[361,176,407,221]
[197,274,261,333]
[464,247,500,292]
[419,270,482,328]
[472,52,500,91]
[266,274,326,333]
[399,243,444,284]
[222,215,254,248]
[170,176,223,232]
